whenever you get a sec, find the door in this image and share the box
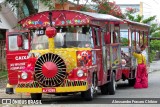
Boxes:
[6,31,30,85]
[101,31,108,72]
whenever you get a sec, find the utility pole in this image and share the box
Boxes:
[75,0,80,5]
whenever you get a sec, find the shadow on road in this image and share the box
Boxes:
[40,81,134,104]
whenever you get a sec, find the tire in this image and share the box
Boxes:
[100,83,108,95]
[81,74,97,101]
[107,72,116,95]
[128,79,136,86]
[82,88,94,101]
[31,93,42,100]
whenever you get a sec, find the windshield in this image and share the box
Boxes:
[30,26,92,50]
[31,30,48,50]
[54,32,91,48]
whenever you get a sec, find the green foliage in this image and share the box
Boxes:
[150,23,160,35]
[125,8,156,24]
[121,37,128,46]
[150,40,160,51]
[124,8,159,62]
[0,70,7,79]
[142,16,156,24]
[151,30,160,38]
[149,50,156,62]
[134,15,143,22]
[40,0,55,10]
[149,40,160,62]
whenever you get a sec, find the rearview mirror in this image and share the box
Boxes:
[17,35,23,47]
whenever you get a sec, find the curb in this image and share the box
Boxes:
[149,69,160,73]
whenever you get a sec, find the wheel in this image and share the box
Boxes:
[31,93,42,100]
[107,72,116,95]
[81,74,97,101]
[128,78,136,86]
[100,83,108,95]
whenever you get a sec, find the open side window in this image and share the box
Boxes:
[6,31,30,52]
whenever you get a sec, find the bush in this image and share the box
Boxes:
[149,40,160,62]
[149,50,156,62]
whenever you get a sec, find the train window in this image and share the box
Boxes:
[54,26,92,48]
[120,30,128,46]
[93,28,100,46]
[8,33,29,51]
[113,31,118,43]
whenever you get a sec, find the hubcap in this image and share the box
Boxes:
[90,84,94,98]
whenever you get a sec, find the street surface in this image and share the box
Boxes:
[0,60,160,106]
[1,71,160,107]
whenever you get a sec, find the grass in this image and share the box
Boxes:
[0,70,8,79]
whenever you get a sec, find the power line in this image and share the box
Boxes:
[152,0,159,4]
[143,2,152,7]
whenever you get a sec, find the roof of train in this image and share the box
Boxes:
[18,10,150,29]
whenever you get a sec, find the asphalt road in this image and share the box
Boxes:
[33,70,160,104]
[1,71,160,107]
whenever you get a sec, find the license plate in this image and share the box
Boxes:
[42,88,56,93]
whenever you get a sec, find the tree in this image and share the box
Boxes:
[3,0,56,19]
[96,1,124,18]
[76,0,124,18]
[124,7,160,62]
[125,7,156,24]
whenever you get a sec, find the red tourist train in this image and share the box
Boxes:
[5,10,150,101]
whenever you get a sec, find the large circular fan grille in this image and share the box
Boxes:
[35,53,67,87]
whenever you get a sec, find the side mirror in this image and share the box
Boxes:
[17,35,23,47]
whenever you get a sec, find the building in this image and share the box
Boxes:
[117,2,143,16]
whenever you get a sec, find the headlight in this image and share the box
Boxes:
[77,70,84,77]
[21,72,28,79]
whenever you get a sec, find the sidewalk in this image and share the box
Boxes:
[149,60,160,73]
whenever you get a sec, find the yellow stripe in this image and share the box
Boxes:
[16,88,42,93]
[16,86,88,93]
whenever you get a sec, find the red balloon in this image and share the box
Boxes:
[45,27,57,38]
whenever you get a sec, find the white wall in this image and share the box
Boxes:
[0,3,18,31]
[38,1,49,12]
[0,12,11,30]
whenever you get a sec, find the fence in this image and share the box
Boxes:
[0,40,6,71]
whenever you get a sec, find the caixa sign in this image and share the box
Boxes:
[15,56,29,60]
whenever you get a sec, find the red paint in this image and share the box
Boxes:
[42,62,58,78]
[18,71,34,83]
[6,31,30,85]
[122,69,130,78]
[45,27,57,38]
[19,10,92,28]
[17,35,23,47]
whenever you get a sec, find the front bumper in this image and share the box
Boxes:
[15,80,88,93]
[16,86,88,93]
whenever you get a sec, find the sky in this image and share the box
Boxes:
[68,0,160,22]
[1,0,160,21]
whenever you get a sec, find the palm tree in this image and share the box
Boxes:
[125,7,156,24]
